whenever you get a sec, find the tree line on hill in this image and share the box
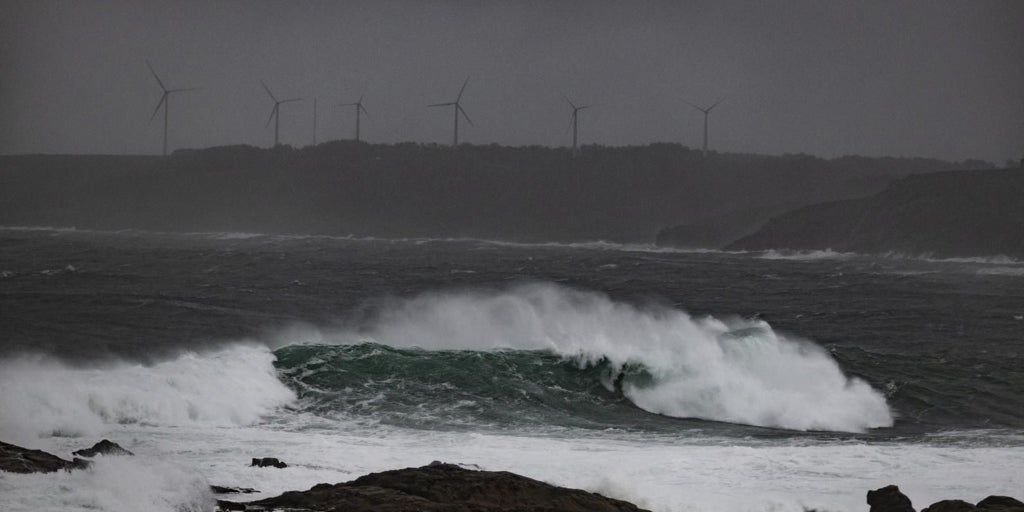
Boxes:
[0,142,975,247]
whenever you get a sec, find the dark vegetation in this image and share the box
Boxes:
[0,142,966,246]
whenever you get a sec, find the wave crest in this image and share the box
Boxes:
[0,344,295,444]
[292,283,893,432]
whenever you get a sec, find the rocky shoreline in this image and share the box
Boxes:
[2,440,1021,512]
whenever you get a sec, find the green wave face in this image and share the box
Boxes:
[274,343,665,433]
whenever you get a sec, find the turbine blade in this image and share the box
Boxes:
[168,87,200,93]
[458,104,473,126]
[562,93,577,110]
[340,102,357,107]
[565,114,574,135]
[578,105,591,111]
[683,99,704,112]
[708,96,727,111]
[428,102,455,107]
[261,81,277,102]
[456,76,470,102]
[146,60,167,91]
[149,93,167,121]
[266,105,277,128]
[359,104,370,118]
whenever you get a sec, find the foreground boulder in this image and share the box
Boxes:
[869,485,915,512]
[0,440,77,473]
[975,496,1024,511]
[224,462,649,512]
[72,439,133,458]
[870,485,1024,512]
[921,496,1024,512]
[923,500,980,512]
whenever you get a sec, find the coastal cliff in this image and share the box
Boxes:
[723,168,1024,258]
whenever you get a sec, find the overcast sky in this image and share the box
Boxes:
[1,0,1021,163]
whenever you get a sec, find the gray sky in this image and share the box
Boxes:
[1,0,1022,162]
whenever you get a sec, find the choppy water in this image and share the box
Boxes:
[1,227,1023,512]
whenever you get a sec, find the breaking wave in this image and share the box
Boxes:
[0,344,295,444]
[279,283,893,433]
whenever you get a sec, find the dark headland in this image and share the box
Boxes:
[725,167,1024,258]
[2,142,1015,257]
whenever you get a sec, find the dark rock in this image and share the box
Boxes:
[246,462,649,511]
[867,485,915,512]
[211,485,259,494]
[216,499,247,511]
[0,440,76,473]
[976,496,1024,511]
[251,457,287,468]
[72,439,134,458]
[923,500,976,512]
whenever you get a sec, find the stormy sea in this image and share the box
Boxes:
[1,226,1022,512]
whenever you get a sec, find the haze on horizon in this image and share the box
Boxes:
[1,0,1021,164]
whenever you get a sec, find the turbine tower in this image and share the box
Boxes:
[340,96,369,142]
[563,94,591,157]
[146,60,197,157]
[312,97,317,146]
[262,81,302,147]
[429,76,473,147]
[684,98,725,157]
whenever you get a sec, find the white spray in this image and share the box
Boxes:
[0,344,296,445]
[327,282,893,432]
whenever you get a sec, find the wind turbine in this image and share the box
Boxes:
[684,97,725,157]
[339,96,369,142]
[312,97,317,146]
[429,76,473,147]
[563,94,591,157]
[262,81,302,147]
[146,60,197,157]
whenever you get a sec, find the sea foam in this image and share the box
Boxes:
[296,282,893,432]
[0,455,213,512]
[0,344,295,445]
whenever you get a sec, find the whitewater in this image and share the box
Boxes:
[1,228,1023,512]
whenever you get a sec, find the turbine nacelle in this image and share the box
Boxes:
[339,95,370,142]
[684,96,726,156]
[261,81,302,146]
[430,76,474,145]
[146,60,197,156]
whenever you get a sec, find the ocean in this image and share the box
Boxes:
[1,227,1022,512]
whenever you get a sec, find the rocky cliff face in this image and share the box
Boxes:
[725,168,1024,258]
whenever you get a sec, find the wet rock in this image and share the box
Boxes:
[72,439,133,458]
[216,499,248,511]
[976,496,1024,512]
[245,462,649,511]
[211,485,259,494]
[0,440,76,473]
[923,500,977,512]
[868,485,915,512]
[251,457,287,468]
